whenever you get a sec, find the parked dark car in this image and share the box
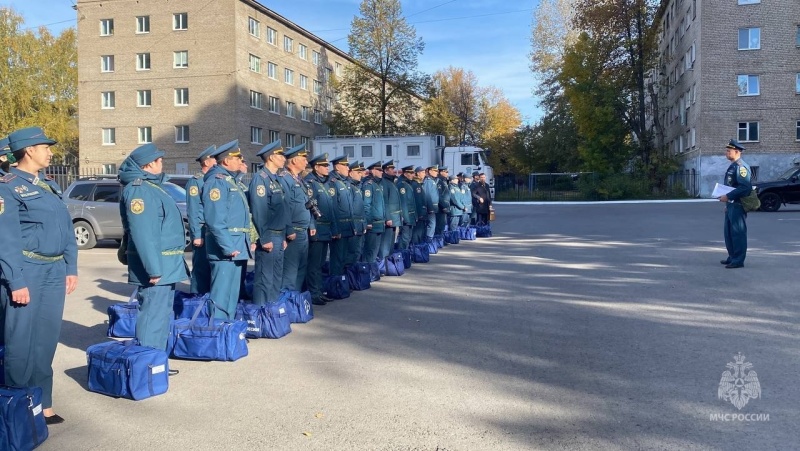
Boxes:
[755,166,800,212]
[64,176,190,250]
[166,174,193,189]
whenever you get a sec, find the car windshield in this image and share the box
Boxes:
[162,182,186,203]
[776,167,800,180]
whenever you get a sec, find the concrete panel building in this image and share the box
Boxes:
[655,0,800,196]
[76,0,348,173]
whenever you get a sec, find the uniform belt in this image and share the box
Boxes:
[268,229,283,233]
[161,249,184,256]
[293,226,307,231]
[391,210,401,214]
[228,227,251,232]
[315,221,331,225]
[338,219,353,222]
[22,250,64,262]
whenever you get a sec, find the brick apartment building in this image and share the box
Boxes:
[655,0,800,196]
[76,0,350,174]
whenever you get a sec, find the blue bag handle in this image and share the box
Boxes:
[187,297,231,327]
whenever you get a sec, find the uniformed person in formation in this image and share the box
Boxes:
[719,139,751,269]
[0,127,78,425]
[346,161,367,266]
[329,155,355,277]
[202,140,252,319]
[380,160,403,259]
[278,144,313,292]
[459,173,473,226]
[362,161,387,263]
[423,165,440,242]
[410,166,428,245]
[396,165,417,250]
[249,140,289,304]
[448,175,465,232]
[0,137,11,174]
[436,167,451,236]
[186,145,216,294]
[119,143,188,362]
[304,153,338,305]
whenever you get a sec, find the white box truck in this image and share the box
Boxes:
[313,134,495,198]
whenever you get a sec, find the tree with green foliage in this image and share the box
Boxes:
[0,8,78,158]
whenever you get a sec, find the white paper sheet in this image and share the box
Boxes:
[711,183,735,198]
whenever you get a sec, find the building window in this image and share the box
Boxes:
[796,73,800,94]
[407,145,421,157]
[299,44,307,60]
[301,136,309,147]
[284,68,294,85]
[737,0,760,4]
[251,127,263,145]
[738,28,760,50]
[267,27,277,45]
[796,121,800,140]
[285,133,296,147]
[361,145,373,158]
[269,130,279,142]
[301,106,309,121]
[137,90,151,107]
[343,145,354,158]
[797,26,800,47]
[335,62,342,77]
[267,62,277,79]
[269,96,279,113]
[101,55,114,72]
[175,125,190,143]
[314,109,322,124]
[136,53,151,71]
[100,19,114,36]
[138,127,152,144]
[737,75,759,96]
[102,128,116,145]
[249,54,261,73]
[300,74,308,90]
[312,50,320,66]
[284,36,293,52]
[173,13,188,30]
[174,51,188,68]
[690,128,696,147]
[101,91,115,109]
[286,101,295,118]
[136,16,150,34]
[250,90,263,109]
[738,122,759,142]
[174,88,189,106]
[248,17,260,37]
[313,80,322,94]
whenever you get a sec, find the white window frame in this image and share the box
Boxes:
[738,121,759,142]
[101,55,115,73]
[268,62,277,79]
[173,13,188,31]
[100,19,114,36]
[314,80,322,94]
[248,17,260,37]
[299,44,307,60]
[301,106,309,121]
[250,126,263,145]
[101,91,115,109]
[268,96,279,113]
[335,62,342,77]
[284,68,294,85]
[173,51,188,69]
[136,16,150,34]
[314,109,322,124]
[300,74,308,90]
[406,145,421,157]
[284,36,293,53]
[175,125,190,143]
[285,133,296,147]
[102,128,116,146]
[267,27,277,45]
[174,88,189,106]
[312,50,320,66]
[136,53,151,71]
[737,74,760,96]
[286,101,295,118]
[796,73,800,94]
[343,146,355,158]
[690,128,696,147]
[249,54,261,73]
[361,145,373,158]
[138,126,152,144]
[137,89,152,107]
[796,121,800,141]
[269,130,280,142]
[738,28,760,50]
[250,90,263,109]
[737,0,760,4]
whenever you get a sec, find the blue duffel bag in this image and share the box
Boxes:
[399,248,413,269]
[235,301,291,339]
[385,252,405,276]
[426,240,438,255]
[463,226,477,241]
[170,300,249,361]
[280,290,314,324]
[345,263,371,291]
[444,230,460,244]
[242,271,255,300]
[476,223,492,237]
[434,234,446,248]
[0,346,5,385]
[106,291,140,338]
[368,261,382,282]
[412,243,430,263]
[324,274,350,300]
[86,339,169,400]
[0,385,48,450]
[173,291,211,320]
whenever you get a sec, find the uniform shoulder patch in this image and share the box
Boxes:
[130,198,144,214]
[256,184,266,197]
[258,169,267,178]
[194,172,204,179]
[189,185,200,197]
[400,187,406,195]
[0,174,15,183]
[0,195,4,215]
[216,173,227,179]
[132,178,143,186]
[739,167,748,178]
[365,189,371,198]
[209,187,221,201]
[328,187,336,196]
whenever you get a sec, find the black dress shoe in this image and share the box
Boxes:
[45,414,65,425]
[168,369,179,376]
[720,259,731,265]
[312,298,327,306]
[725,263,744,269]
[320,295,335,303]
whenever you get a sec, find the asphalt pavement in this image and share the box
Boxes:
[41,202,799,450]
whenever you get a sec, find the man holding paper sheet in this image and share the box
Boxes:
[718,139,752,269]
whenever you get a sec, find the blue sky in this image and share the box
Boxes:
[7,0,543,124]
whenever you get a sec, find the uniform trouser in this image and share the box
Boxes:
[460,214,470,227]
[724,203,747,265]
[0,260,66,409]
[476,213,489,224]
[329,236,350,276]
[435,212,447,235]
[449,215,462,232]
[136,283,175,351]
[282,231,309,292]
[306,239,330,300]
[397,224,413,250]
[190,226,211,294]
[379,227,397,259]
[412,220,426,245]
[425,213,436,240]
[347,234,365,265]
[363,231,382,263]
[209,259,246,319]
[253,233,285,305]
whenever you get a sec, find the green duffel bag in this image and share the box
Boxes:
[741,189,761,212]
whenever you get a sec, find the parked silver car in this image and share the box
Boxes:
[64,176,189,250]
